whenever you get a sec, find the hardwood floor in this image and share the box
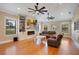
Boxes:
[0,37,79,55]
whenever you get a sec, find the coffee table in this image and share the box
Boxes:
[35,35,46,45]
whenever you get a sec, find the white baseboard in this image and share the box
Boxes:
[19,35,35,41]
[0,40,13,44]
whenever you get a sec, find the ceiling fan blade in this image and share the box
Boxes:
[41,10,47,12]
[35,5,38,10]
[48,16,55,19]
[39,7,45,11]
[40,12,44,14]
[47,13,49,15]
[39,11,44,14]
[28,11,34,12]
[28,8,35,11]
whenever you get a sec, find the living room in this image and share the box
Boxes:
[0,3,79,55]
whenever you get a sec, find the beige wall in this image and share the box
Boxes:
[74,7,79,20]
[0,11,19,43]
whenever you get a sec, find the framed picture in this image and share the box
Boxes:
[62,23,69,33]
[27,19,37,26]
[5,19,16,35]
[26,17,37,29]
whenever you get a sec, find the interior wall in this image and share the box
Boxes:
[0,11,18,43]
[72,6,79,47]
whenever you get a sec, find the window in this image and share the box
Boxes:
[5,18,16,35]
[44,25,48,31]
[62,23,69,33]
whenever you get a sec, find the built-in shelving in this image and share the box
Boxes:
[19,16,25,32]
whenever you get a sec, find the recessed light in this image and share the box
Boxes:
[60,12,64,15]
[17,8,21,10]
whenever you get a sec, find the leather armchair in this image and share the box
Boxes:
[47,34,63,48]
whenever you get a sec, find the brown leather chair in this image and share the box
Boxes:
[47,34,63,48]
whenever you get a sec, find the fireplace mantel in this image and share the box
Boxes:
[27,30,35,35]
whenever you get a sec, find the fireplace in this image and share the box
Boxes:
[27,31,35,35]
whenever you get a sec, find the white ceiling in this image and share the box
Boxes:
[0,3,78,20]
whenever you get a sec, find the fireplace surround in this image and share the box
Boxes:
[27,31,35,35]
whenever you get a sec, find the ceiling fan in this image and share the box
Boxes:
[28,3,48,14]
[47,13,55,20]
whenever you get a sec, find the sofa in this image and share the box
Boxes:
[40,31,56,39]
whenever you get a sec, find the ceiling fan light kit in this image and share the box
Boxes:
[28,3,48,14]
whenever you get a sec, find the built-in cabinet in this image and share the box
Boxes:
[19,16,25,32]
